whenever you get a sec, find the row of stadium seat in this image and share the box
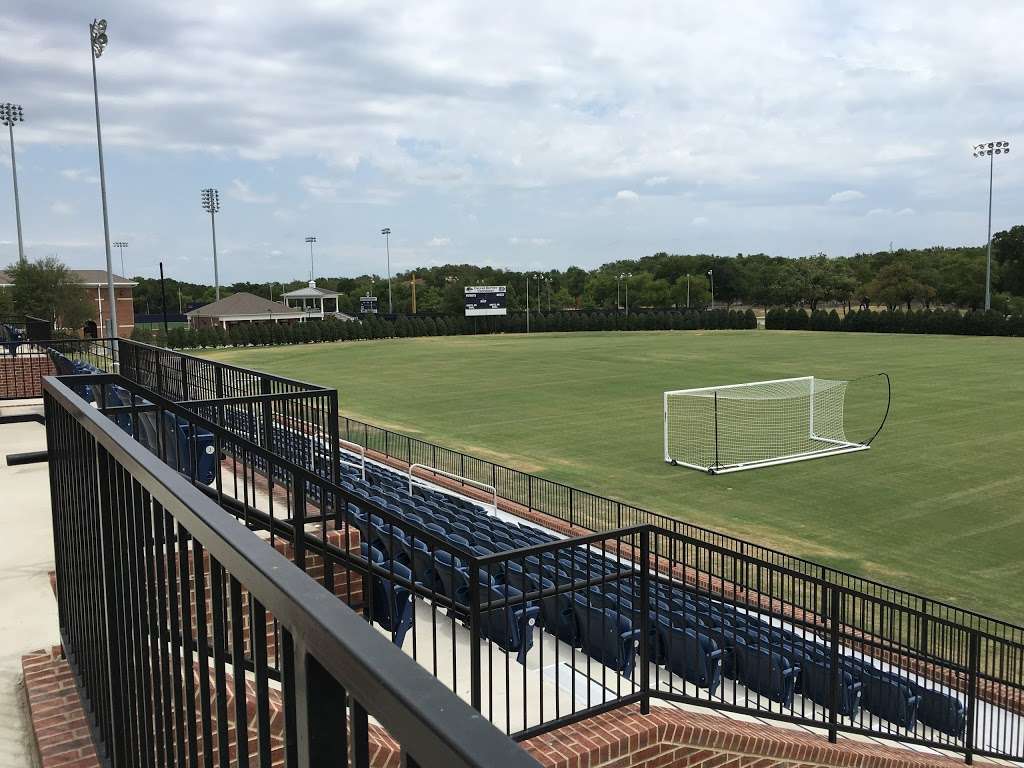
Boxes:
[50,352,218,486]
[338,456,966,737]
[149,405,966,738]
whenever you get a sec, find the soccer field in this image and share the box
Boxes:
[203,330,1024,624]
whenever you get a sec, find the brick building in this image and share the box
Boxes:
[0,268,137,337]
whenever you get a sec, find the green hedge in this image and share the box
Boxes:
[133,308,757,349]
[765,307,1024,336]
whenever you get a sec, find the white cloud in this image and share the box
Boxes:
[427,236,451,247]
[509,236,553,246]
[867,207,916,217]
[828,190,865,204]
[228,178,276,204]
[616,189,640,201]
[644,176,670,187]
[691,216,709,226]
[60,168,98,184]
[299,176,347,200]
[50,201,75,216]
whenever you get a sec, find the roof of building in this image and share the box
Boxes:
[281,281,340,299]
[186,292,303,318]
[0,268,137,287]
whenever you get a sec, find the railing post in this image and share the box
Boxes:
[328,395,340,485]
[469,563,482,712]
[95,445,126,766]
[639,527,651,714]
[569,488,575,528]
[827,585,842,744]
[290,638,348,768]
[919,598,930,657]
[261,377,273,455]
[292,470,307,572]
[964,630,980,765]
[179,351,189,400]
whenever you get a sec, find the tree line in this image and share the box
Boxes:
[129,224,1024,317]
[144,308,757,349]
[767,307,1024,337]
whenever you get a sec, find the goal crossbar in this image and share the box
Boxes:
[664,375,874,474]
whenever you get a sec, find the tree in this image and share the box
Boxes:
[864,261,931,311]
[6,256,94,329]
[993,225,1024,296]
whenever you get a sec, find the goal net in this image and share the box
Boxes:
[663,376,870,474]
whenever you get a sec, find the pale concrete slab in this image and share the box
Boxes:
[0,405,60,767]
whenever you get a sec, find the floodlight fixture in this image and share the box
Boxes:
[973,139,1011,309]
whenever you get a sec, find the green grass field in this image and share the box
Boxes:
[203,331,1024,624]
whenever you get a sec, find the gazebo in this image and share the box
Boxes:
[280,281,342,319]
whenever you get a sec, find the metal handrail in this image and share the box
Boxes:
[340,437,367,480]
[408,462,498,511]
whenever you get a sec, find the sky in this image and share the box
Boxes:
[0,1,1022,284]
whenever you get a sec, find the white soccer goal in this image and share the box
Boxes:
[664,376,879,474]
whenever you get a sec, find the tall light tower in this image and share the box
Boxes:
[973,140,1011,310]
[305,235,317,282]
[201,188,221,301]
[707,269,714,309]
[1,103,25,263]
[620,273,632,314]
[380,227,393,314]
[112,240,128,276]
[90,19,118,338]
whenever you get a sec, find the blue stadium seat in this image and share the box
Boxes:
[735,643,799,707]
[360,544,415,649]
[656,619,724,696]
[572,596,641,679]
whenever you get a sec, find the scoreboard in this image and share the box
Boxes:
[359,295,379,314]
[464,285,507,316]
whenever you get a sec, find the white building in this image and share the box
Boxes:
[280,281,343,319]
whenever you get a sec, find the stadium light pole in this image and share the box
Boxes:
[686,273,690,308]
[201,188,221,301]
[973,140,1010,310]
[620,272,632,314]
[381,227,393,314]
[305,235,317,282]
[112,240,128,276]
[707,269,714,309]
[89,19,118,338]
[1,103,25,263]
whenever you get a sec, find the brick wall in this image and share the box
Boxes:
[0,353,55,398]
[23,648,989,768]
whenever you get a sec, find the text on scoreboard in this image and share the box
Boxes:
[464,285,507,316]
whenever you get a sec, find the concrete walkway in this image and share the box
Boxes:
[0,401,60,767]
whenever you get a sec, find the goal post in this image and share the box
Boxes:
[664,375,883,474]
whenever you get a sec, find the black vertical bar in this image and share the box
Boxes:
[639,527,650,714]
[828,585,841,743]
[210,558,230,767]
[193,538,214,768]
[230,577,250,768]
[178,523,199,768]
[281,629,298,768]
[469,564,482,712]
[293,639,349,768]
[352,701,370,768]
[96,446,126,766]
[965,630,980,765]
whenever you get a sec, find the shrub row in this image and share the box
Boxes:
[135,308,757,349]
[765,307,1024,336]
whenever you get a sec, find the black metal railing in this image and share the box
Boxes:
[25,338,1024,763]
[43,373,539,768]
[338,416,1024,662]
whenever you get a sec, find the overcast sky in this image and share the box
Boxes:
[1,1,1021,283]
